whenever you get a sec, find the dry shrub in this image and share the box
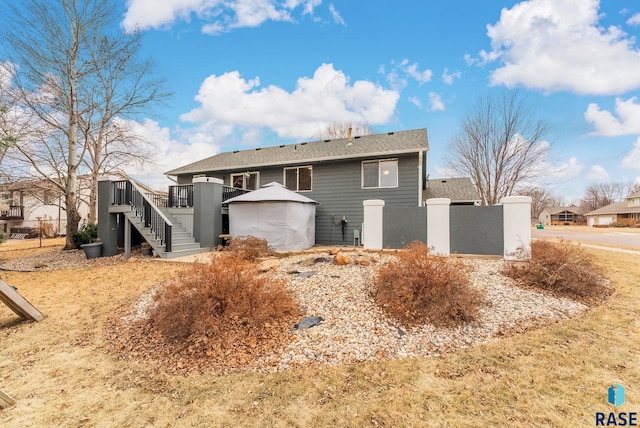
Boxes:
[226,235,273,261]
[502,240,612,306]
[373,241,483,328]
[147,252,300,362]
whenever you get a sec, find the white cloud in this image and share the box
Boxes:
[433,166,457,178]
[463,54,477,66]
[585,97,640,136]
[0,62,16,90]
[628,12,640,26]
[384,69,407,91]
[408,96,422,109]
[551,156,585,180]
[586,164,610,180]
[622,137,640,171]
[328,4,345,26]
[122,0,323,34]
[442,68,461,85]
[428,92,445,111]
[401,60,432,84]
[123,119,224,189]
[478,0,640,95]
[383,59,432,89]
[181,63,399,139]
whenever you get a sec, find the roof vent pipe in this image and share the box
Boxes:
[348,127,352,142]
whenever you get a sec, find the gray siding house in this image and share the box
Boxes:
[165,128,429,246]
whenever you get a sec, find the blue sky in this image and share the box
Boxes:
[20,0,640,201]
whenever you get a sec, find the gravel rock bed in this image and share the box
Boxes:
[0,249,125,271]
[250,252,587,372]
[102,249,589,374]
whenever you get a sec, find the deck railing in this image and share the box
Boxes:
[148,193,168,208]
[0,205,23,220]
[165,184,250,206]
[222,186,250,202]
[168,185,193,207]
[111,180,173,252]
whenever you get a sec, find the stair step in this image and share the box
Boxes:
[122,209,206,260]
[170,242,202,252]
[173,238,196,245]
[161,247,211,259]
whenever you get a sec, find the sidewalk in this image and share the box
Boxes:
[574,243,640,255]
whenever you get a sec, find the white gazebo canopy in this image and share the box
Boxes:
[226,182,318,251]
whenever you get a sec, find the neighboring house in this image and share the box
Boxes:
[585,192,640,226]
[0,173,159,236]
[166,128,430,245]
[0,181,84,236]
[538,206,586,226]
[423,177,480,205]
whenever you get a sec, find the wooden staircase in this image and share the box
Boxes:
[110,179,210,260]
[122,209,209,259]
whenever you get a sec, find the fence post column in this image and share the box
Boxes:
[363,200,385,249]
[97,176,119,257]
[426,198,450,255]
[501,195,532,260]
[193,177,224,249]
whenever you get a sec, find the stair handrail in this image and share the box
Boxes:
[124,179,174,253]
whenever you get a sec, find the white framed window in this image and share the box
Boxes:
[284,166,312,192]
[230,172,259,190]
[362,159,398,189]
[43,189,56,205]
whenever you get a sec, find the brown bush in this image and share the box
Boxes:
[147,252,300,361]
[502,240,612,306]
[373,241,483,328]
[226,235,273,261]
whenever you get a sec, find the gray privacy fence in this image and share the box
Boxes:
[368,196,531,259]
[382,205,503,255]
[450,205,504,255]
[382,206,427,249]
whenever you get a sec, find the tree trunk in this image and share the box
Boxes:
[65,20,80,251]
[64,194,81,250]
[88,168,98,224]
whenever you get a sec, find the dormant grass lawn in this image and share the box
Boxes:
[0,240,638,427]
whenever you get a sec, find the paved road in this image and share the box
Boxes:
[532,228,640,249]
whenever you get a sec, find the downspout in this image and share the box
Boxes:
[417,151,423,206]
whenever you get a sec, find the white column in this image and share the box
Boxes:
[501,195,532,260]
[426,198,450,255]
[363,200,385,249]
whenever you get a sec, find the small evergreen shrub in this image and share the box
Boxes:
[147,252,300,359]
[502,240,612,306]
[373,241,483,327]
[72,223,98,249]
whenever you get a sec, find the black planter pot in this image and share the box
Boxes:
[80,242,103,259]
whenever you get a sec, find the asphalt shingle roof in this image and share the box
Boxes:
[585,201,640,216]
[423,177,480,202]
[165,128,428,176]
[543,206,586,215]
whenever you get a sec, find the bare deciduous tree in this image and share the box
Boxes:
[320,122,371,140]
[445,91,550,205]
[0,64,30,178]
[517,185,564,220]
[1,0,168,246]
[81,33,169,223]
[579,182,637,212]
